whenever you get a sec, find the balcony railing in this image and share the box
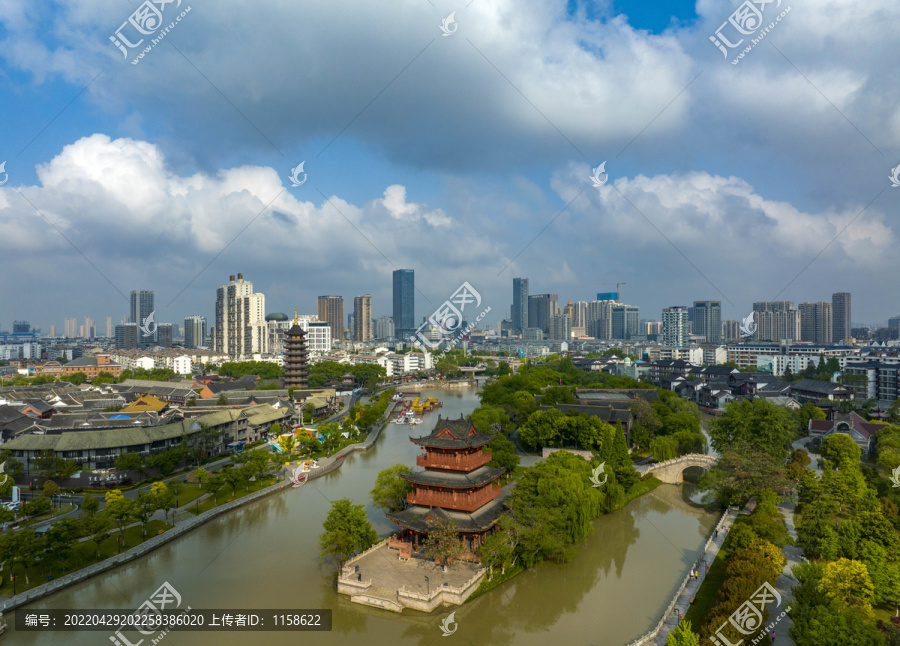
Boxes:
[415,451,491,471]
[407,484,500,512]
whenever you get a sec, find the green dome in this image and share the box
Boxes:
[266,312,289,321]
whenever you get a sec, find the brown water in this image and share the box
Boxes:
[10,386,717,646]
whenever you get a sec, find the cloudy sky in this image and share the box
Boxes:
[1,0,898,335]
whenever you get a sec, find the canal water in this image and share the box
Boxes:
[12,386,718,646]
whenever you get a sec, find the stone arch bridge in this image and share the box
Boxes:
[636,454,717,484]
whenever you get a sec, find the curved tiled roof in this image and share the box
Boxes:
[402,465,504,489]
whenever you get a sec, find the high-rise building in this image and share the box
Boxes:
[157,324,173,347]
[283,312,309,388]
[105,317,113,338]
[84,317,95,340]
[890,316,900,331]
[347,314,355,340]
[49,325,56,337]
[64,318,77,338]
[353,295,372,342]
[184,315,207,349]
[375,316,395,340]
[832,292,851,343]
[12,321,30,334]
[512,278,529,333]
[692,301,722,343]
[612,305,640,340]
[393,269,415,340]
[548,314,571,341]
[571,301,588,329]
[799,302,833,344]
[751,302,800,342]
[662,306,689,347]
[130,290,155,346]
[214,274,267,358]
[644,321,663,335]
[722,320,741,342]
[318,295,345,343]
[586,299,615,339]
[527,294,558,333]
[115,323,139,350]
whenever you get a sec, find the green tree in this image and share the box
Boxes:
[151,481,176,523]
[23,497,52,516]
[195,468,208,486]
[115,451,144,474]
[667,620,701,646]
[134,491,159,538]
[477,515,518,576]
[700,450,789,507]
[217,393,229,406]
[369,464,413,513]
[104,490,136,548]
[68,372,87,385]
[650,436,678,461]
[820,434,861,467]
[279,434,295,455]
[709,398,796,460]
[318,498,378,571]
[43,479,60,499]
[221,468,246,496]
[423,518,465,569]
[487,435,520,473]
[821,558,876,617]
[203,473,224,503]
[81,496,99,517]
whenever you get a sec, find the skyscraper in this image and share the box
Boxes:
[393,269,415,340]
[692,301,722,343]
[662,306,689,347]
[512,278,529,333]
[527,294,558,333]
[375,316,394,340]
[548,314,571,341]
[84,317,95,339]
[130,290,155,346]
[105,317,113,338]
[832,292,851,343]
[214,274,267,358]
[64,318,77,339]
[751,301,800,341]
[318,295,345,343]
[353,294,372,342]
[612,305,640,340]
[115,323,139,349]
[157,324,173,347]
[184,315,207,349]
[799,302,833,344]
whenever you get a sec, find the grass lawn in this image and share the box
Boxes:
[620,476,662,508]
[0,519,172,598]
[187,478,275,515]
[170,483,205,507]
[467,564,525,603]
[683,517,748,629]
[17,503,76,529]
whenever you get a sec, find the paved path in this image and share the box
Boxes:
[654,508,737,645]
[772,500,800,645]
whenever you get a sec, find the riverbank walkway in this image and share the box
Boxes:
[651,507,737,645]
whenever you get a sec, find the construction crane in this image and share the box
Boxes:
[598,282,627,301]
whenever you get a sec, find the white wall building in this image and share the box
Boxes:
[173,355,193,375]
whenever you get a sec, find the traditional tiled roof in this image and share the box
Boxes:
[410,415,494,449]
[386,489,512,533]
[403,465,504,489]
[791,379,849,395]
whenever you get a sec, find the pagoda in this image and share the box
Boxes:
[387,414,508,554]
[283,308,309,388]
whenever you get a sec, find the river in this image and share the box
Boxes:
[11,386,718,646]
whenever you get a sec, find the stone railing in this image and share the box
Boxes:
[645,454,717,470]
[344,539,390,570]
[624,506,734,646]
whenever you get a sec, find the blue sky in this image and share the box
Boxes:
[1,0,899,334]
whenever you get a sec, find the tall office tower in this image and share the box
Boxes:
[184,315,207,349]
[563,301,574,322]
[84,317,95,339]
[64,318,77,338]
[392,269,415,340]
[548,314,571,341]
[115,323,139,349]
[12,321,30,333]
[347,314,355,340]
[890,316,900,332]
[644,321,663,335]
[586,299,615,339]
[49,325,56,337]
[661,306,690,347]
[318,295,345,343]
[512,277,529,333]
[130,290,155,346]
[692,301,722,343]
[832,292,851,343]
[157,324,173,347]
[800,302,833,344]
[527,294,558,333]
[353,295,373,342]
[214,274,267,358]
[572,301,588,329]
[105,317,113,338]
[612,304,640,340]
[375,316,395,340]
